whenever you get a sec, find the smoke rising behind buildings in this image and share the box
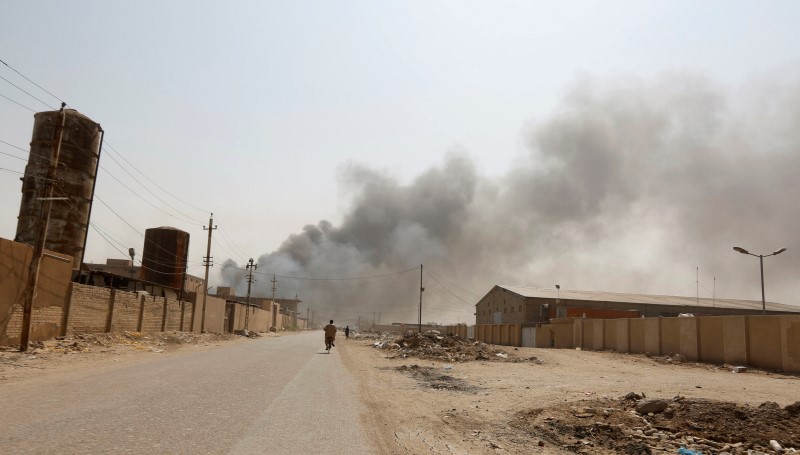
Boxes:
[222,74,800,323]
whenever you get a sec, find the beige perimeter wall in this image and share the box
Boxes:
[476,315,800,373]
[1,236,282,346]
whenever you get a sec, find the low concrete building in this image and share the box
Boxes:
[475,285,800,325]
[82,259,205,299]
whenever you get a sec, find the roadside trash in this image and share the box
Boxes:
[443,364,453,370]
[770,440,783,451]
[495,353,508,358]
[732,366,748,373]
[677,448,702,454]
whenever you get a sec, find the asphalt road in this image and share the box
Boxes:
[1,332,376,454]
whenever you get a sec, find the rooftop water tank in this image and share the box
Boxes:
[140,227,190,289]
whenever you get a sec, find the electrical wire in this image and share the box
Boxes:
[423,268,475,308]
[0,166,23,175]
[98,144,204,226]
[0,149,26,161]
[0,58,67,106]
[274,266,421,282]
[0,92,36,112]
[103,141,210,215]
[425,268,481,297]
[217,224,250,259]
[0,73,54,110]
[0,139,30,153]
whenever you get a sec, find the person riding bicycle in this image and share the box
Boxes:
[324,320,337,349]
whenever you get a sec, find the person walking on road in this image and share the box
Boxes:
[324,320,337,351]
[344,326,350,340]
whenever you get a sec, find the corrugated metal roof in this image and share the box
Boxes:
[486,285,800,313]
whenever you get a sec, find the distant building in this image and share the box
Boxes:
[475,285,800,325]
[213,287,301,313]
[82,259,204,299]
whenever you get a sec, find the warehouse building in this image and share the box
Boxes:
[475,285,800,325]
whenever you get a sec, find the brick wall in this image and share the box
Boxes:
[164,299,183,331]
[1,238,73,345]
[111,292,141,332]
[140,297,164,333]
[3,304,23,341]
[67,284,112,334]
[183,301,196,332]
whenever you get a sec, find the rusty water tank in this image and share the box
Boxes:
[140,227,190,289]
[15,109,102,271]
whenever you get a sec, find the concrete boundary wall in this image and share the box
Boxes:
[3,283,277,345]
[471,323,522,347]
[475,315,800,373]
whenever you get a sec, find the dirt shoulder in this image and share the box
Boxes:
[0,330,288,384]
[341,332,800,455]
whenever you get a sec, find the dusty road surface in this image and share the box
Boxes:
[0,331,376,454]
[4,330,800,454]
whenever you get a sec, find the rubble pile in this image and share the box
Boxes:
[1,331,235,356]
[512,393,800,454]
[372,330,541,363]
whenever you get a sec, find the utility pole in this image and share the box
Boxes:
[696,266,700,314]
[378,312,381,326]
[270,274,278,329]
[245,258,256,332]
[201,213,216,332]
[418,264,424,334]
[20,104,67,351]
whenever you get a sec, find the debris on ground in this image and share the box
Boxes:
[511,394,800,454]
[0,331,238,382]
[396,364,482,393]
[370,330,542,363]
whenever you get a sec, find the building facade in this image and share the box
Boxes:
[475,285,800,325]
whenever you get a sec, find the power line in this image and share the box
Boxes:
[0,139,30,153]
[425,268,481,297]
[0,149,26,161]
[0,58,66,106]
[0,166,23,175]
[0,92,36,112]
[274,266,420,281]
[99,144,204,225]
[103,141,210,215]
[423,268,475,308]
[217,224,249,259]
[0,73,54,110]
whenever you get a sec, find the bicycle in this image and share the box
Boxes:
[325,336,334,353]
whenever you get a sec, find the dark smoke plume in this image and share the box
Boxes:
[222,73,800,324]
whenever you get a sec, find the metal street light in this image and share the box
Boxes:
[555,284,561,317]
[732,246,787,315]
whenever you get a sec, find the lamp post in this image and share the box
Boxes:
[555,284,561,317]
[733,246,787,315]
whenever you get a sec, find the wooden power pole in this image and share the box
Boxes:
[244,258,256,332]
[201,213,216,332]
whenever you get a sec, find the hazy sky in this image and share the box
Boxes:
[2,1,799,323]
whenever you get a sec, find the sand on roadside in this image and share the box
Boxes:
[340,335,800,454]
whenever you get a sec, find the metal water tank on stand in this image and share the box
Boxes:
[15,108,103,273]
[141,227,190,290]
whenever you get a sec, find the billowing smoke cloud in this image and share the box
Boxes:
[222,72,800,324]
